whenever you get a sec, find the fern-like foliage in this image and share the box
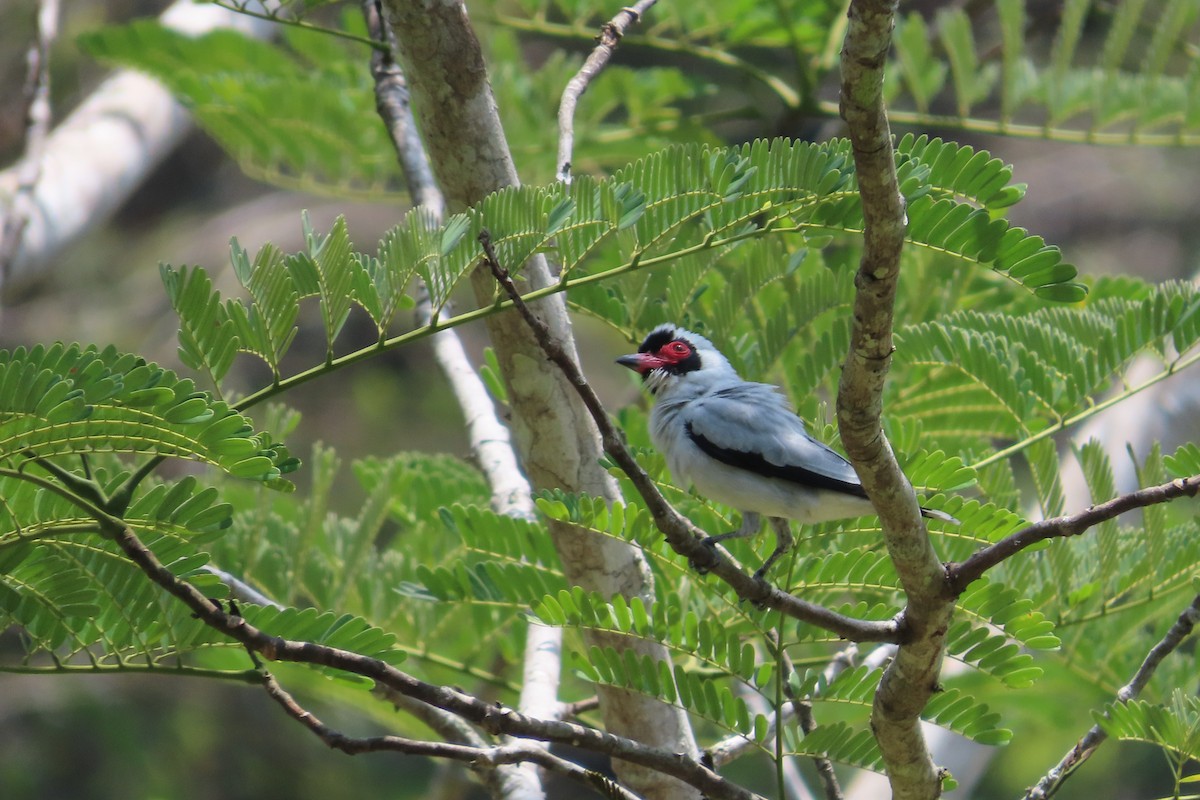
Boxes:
[79,17,716,192]
[0,344,296,482]
[156,137,1080,411]
[1098,690,1200,765]
[0,342,304,677]
[494,0,1200,146]
[887,0,1200,144]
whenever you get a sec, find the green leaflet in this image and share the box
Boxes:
[813,665,1011,744]
[241,605,409,686]
[1097,691,1200,762]
[161,137,1081,400]
[0,520,230,666]
[893,282,1200,461]
[888,3,1200,144]
[0,344,296,483]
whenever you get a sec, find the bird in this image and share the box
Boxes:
[616,323,954,581]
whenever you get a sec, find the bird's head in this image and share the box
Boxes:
[616,324,738,397]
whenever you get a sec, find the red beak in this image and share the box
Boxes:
[616,353,659,374]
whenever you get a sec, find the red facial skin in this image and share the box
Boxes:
[617,340,693,373]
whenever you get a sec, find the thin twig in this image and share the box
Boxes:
[0,0,59,280]
[373,683,490,749]
[559,695,602,718]
[211,564,507,782]
[781,640,843,800]
[260,669,640,800]
[1023,593,1200,800]
[477,228,900,643]
[728,684,817,800]
[947,475,1200,594]
[700,647,864,777]
[793,699,843,799]
[214,0,386,50]
[363,0,445,218]
[766,631,843,800]
[556,0,658,183]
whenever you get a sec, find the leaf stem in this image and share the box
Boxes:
[232,220,803,412]
[970,348,1200,471]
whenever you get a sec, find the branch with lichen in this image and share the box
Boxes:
[836,1,950,797]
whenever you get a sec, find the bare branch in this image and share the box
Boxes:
[709,644,862,783]
[362,0,446,219]
[766,634,843,800]
[260,670,642,800]
[477,228,900,643]
[0,0,59,281]
[1023,593,1200,800]
[728,685,817,800]
[374,684,492,749]
[560,695,601,718]
[837,1,949,796]
[98,518,759,800]
[556,0,658,183]
[947,475,1200,594]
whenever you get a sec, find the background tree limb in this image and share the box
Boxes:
[378,2,700,796]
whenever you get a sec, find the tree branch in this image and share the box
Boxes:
[379,5,702,794]
[477,228,900,643]
[712,644,863,786]
[837,2,949,797]
[556,0,658,183]
[0,0,277,284]
[362,7,558,797]
[1023,592,1200,799]
[99,516,758,800]
[947,475,1200,594]
[260,669,641,800]
[362,0,446,219]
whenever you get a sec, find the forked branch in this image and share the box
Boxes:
[95,515,756,800]
[947,475,1200,594]
[260,669,640,800]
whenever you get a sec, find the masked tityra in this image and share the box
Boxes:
[617,323,954,580]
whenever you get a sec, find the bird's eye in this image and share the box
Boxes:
[668,342,689,355]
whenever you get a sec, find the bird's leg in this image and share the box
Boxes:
[752,517,795,582]
[705,511,761,546]
[691,512,761,574]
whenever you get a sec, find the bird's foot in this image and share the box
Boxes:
[689,537,721,574]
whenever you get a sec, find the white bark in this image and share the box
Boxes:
[380,2,700,797]
[0,1,276,283]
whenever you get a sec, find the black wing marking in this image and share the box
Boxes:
[685,421,869,499]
